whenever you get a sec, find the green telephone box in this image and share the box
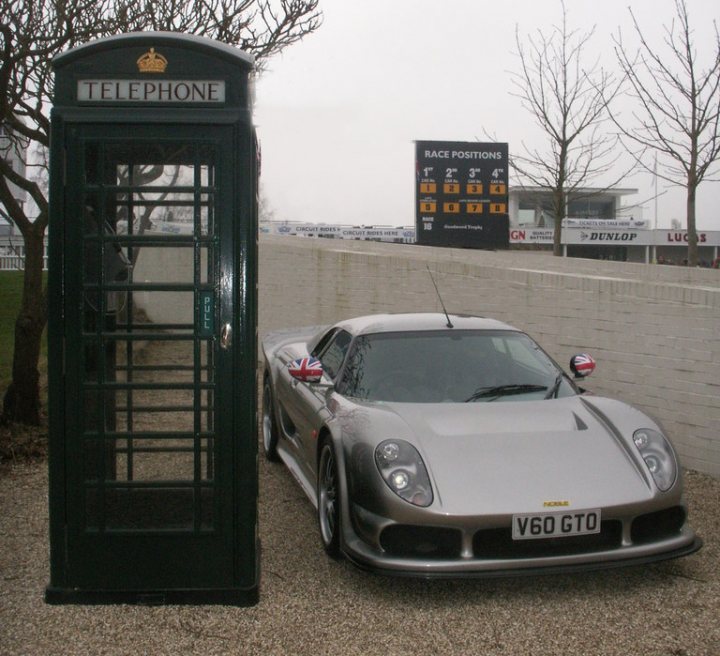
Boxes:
[46,33,259,605]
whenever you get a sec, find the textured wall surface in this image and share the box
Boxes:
[259,235,720,477]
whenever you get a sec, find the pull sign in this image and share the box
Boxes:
[199,291,214,338]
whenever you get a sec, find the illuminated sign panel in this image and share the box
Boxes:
[415,140,509,248]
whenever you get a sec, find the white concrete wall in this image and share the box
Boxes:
[259,235,720,477]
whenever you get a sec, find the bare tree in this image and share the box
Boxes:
[510,0,625,256]
[259,183,278,223]
[0,0,322,425]
[613,0,720,266]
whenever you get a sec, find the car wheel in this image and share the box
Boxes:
[262,372,280,462]
[317,440,341,559]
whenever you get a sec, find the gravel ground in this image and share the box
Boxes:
[0,457,718,656]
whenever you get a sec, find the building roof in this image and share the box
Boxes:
[510,185,638,198]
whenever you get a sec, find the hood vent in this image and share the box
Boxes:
[573,413,589,431]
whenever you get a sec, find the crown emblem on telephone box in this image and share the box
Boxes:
[137,48,168,73]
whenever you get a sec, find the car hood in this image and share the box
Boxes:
[373,396,655,514]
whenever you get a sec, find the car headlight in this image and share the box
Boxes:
[632,428,677,491]
[374,439,433,507]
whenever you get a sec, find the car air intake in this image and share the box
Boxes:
[631,507,686,545]
[379,525,462,559]
[473,521,623,558]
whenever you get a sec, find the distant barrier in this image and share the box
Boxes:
[0,253,49,271]
[0,239,48,271]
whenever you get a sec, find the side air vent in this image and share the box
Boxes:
[279,404,297,437]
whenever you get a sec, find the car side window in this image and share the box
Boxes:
[316,329,353,380]
[311,329,338,359]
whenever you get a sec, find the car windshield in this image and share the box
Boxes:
[337,330,577,403]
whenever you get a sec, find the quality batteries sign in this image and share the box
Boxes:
[415,140,509,248]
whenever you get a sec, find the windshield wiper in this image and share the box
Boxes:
[544,373,564,400]
[465,384,548,402]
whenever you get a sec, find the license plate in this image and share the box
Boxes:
[512,509,601,540]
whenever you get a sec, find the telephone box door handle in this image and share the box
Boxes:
[220,322,232,350]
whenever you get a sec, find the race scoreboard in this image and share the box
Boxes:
[415,140,509,248]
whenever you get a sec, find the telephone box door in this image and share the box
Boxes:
[60,122,245,591]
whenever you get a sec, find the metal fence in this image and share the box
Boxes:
[0,236,48,271]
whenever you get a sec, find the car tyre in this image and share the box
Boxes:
[262,372,280,462]
[318,440,342,559]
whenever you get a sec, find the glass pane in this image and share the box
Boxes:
[114,438,209,482]
[200,340,214,383]
[97,142,217,236]
[115,339,197,383]
[82,240,132,286]
[109,244,212,285]
[132,245,194,283]
[200,162,213,187]
[199,194,214,236]
[114,191,196,236]
[201,388,215,432]
[123,290,194,326]
[115,388,195,432]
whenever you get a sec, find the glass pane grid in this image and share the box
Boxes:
[79,139,219,534]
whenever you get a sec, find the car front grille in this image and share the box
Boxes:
[378,511,684,563]
[472,521,624,559]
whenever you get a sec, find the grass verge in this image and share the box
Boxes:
[0,271,48,464]
[0,271,24,388]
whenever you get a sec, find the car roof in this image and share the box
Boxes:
[333,313,518,336]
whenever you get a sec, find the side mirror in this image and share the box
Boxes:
[288,357,324,384]
[570,353,596,379]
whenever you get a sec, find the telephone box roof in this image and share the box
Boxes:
[53,31,254,70]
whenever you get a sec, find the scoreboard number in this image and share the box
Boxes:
[443,202,460,213]
[443,183,460,194]
[467,203,483,214]
[490,203,507,214]
[420,201,437,213]
[467,183,483,195]
[420,182,437,194]
[490,184,507,195]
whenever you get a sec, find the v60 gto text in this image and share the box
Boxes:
[513,510,601,540]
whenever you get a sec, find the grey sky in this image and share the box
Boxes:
[254,0,720,230]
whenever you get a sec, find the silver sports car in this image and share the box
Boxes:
[261,313,702,577]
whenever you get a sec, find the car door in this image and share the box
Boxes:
[273,327,338,452]
[277,329,353,482]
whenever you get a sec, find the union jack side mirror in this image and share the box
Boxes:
[287,357,324,384]
[570,353,596,378]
